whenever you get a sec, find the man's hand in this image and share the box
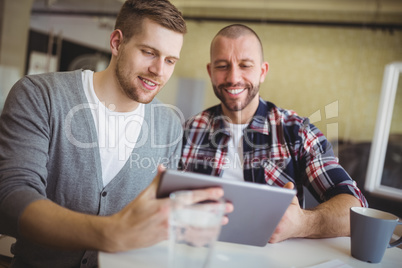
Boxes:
[101,165,171,251]
[101,165,233,252]
[268,182,362,244]
[269,182,306,243]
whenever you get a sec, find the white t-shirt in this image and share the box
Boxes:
[82,70,145,186]
[221,121,248,182]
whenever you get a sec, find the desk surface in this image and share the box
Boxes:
[99,237,401,268]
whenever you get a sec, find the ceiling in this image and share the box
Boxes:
[31,0,402,28]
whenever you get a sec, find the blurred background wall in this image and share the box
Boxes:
[167,21,402,143]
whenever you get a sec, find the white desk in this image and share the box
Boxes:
[99,237,402,268]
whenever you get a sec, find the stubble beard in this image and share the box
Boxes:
[213,82,260,112]
[115,55,157,105]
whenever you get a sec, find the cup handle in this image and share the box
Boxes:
[388,220,402,248]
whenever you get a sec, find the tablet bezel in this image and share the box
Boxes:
[157,169,296,247]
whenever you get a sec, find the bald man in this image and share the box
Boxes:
[180,24,368,244]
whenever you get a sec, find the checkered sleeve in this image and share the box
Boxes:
[300,120,368,207]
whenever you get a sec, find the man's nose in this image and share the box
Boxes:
[148,58,164,76]
[226,66,241,84]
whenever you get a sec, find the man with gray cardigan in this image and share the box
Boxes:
[0,1,227,267]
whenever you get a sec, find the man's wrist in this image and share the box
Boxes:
[302,209,324,238]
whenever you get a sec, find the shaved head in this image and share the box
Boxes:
[211,24,264,62]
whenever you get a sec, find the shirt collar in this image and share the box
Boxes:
[248,97,270,135]
[209,105,231,138]
[209,97,270,139]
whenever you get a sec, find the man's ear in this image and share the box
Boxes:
[207,63,212,78]
[259,61,269,83]
[110,29,124,56]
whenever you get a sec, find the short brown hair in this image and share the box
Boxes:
[115,0,187,43]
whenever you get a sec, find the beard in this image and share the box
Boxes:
[213,82,260,112]
[114,50,159,104]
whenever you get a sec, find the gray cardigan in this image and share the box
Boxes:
[0,70,183,267]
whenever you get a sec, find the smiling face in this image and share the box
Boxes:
[114,18,183,104]
[207,34,268,121]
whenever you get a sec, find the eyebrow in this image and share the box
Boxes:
[140,44,180,61]
[213,58,254,65]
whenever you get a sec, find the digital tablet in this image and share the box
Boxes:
[156,169,296,247]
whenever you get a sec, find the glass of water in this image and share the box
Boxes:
[169,190,225,268]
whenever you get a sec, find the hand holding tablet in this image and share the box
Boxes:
[157,169,296,247]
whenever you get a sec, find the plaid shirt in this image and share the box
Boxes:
[180,98,368,207]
